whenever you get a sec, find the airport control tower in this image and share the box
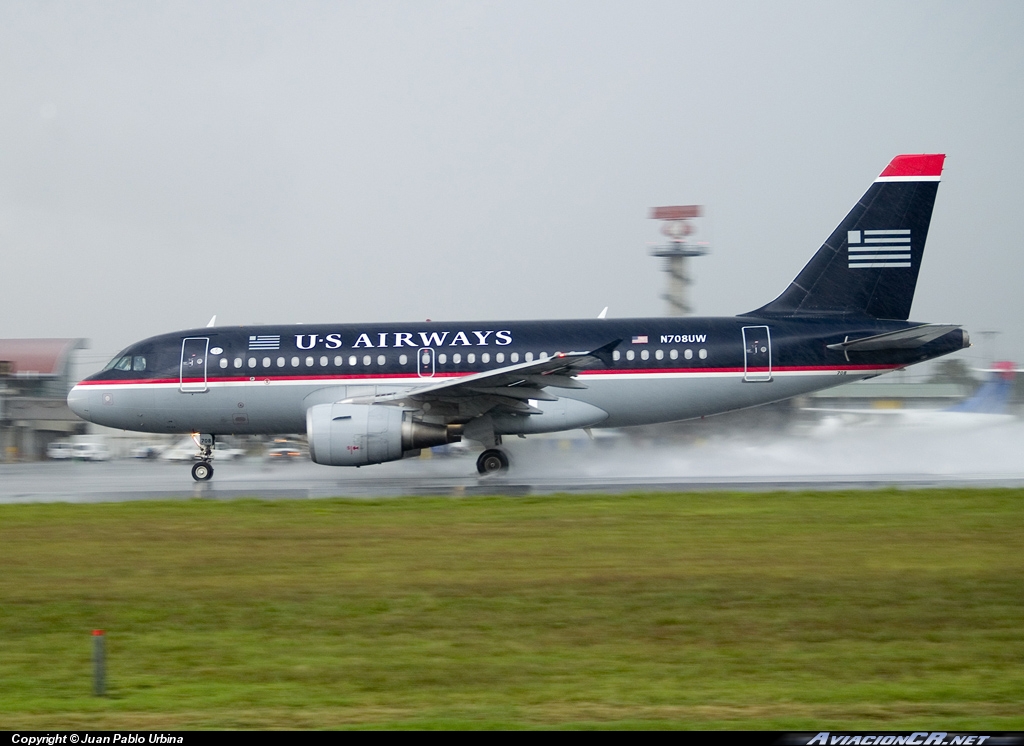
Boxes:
[649,205,709,317]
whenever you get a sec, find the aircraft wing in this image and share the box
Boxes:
[345,340,620,418]
[827,324,962,352]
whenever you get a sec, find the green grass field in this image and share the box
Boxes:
[0,489,1022,729]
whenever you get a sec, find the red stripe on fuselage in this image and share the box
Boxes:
[76,363,902,387]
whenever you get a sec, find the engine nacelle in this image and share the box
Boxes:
[306,403,460,466]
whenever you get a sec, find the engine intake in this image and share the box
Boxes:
[306,403,460,466]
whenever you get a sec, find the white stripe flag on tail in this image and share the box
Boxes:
[847,229,912,269]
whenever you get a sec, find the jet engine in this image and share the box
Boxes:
[306,403,460,466]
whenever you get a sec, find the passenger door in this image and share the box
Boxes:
[180,337,210,393]
[742,326,772,382]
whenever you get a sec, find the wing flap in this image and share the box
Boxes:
[464,386,559,401]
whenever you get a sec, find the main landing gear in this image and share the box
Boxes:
[476,449,509,475]
[191,433,214,482]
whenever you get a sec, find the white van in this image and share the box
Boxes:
[73,442,111,461]
[46,441,75,460]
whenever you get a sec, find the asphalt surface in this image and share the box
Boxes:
[4,421,1024,503]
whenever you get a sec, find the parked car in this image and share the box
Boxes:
[213,443,246,460]
[73,442,111,461]
[46,441,76,460]
[130,444,164,459]
[266,441,306,460]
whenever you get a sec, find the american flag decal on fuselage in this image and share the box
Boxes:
[847,229,911,269]
[248,335,280,350]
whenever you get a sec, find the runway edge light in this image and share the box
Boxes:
[92,629,106,697]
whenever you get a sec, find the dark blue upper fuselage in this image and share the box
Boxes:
[84,316,967,385]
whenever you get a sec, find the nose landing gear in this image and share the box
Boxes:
[191,461,214,481]
[476,449,509,475]
[191,433,215,482]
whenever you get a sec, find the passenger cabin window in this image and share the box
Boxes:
[613,350,621,361]
[377,355,386,366]
[233,358,243,369]
[219,359,228,369]
[399,354,408,365]
[670,350,678,360]
[699,349,708,359]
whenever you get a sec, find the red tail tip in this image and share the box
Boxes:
[879,154,945,178]
[994,361,1017,381]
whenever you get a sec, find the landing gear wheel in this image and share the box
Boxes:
[476,449,509,475]
[191,461,214,482]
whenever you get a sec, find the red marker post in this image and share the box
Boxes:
[92,629,105,696]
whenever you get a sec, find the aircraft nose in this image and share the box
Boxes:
[67,385,90,420]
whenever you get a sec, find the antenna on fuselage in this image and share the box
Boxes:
[598,307,608,319]
[206,315,217,328]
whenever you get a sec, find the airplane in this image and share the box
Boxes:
[805,361,1018,431]
[67,153,970,481]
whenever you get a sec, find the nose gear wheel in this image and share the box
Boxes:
[191,461,214,481]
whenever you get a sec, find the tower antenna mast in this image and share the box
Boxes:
[649,205,709,316]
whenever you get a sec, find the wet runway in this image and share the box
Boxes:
[4,420,1024,503]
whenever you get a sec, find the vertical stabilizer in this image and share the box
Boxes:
[751,154,945,320]
[947,362,1017,414]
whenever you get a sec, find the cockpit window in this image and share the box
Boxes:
[103,355,133,371]
[102,352,148,372]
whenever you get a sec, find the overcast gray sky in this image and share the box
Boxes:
[1,1,1022,373]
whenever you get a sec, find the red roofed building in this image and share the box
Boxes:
[0,338,89,460]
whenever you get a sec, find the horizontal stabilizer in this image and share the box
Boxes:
[826,324,962,352]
